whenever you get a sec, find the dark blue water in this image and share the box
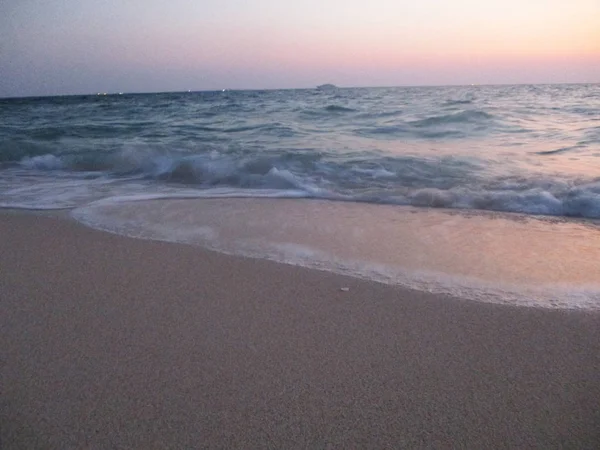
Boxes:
[1,84,599,216]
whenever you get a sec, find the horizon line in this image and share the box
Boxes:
[1,81,598,101]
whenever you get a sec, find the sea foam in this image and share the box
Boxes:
[72,197,600,311]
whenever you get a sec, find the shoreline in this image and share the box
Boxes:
[1,212,599,448]
[72,197,600,310]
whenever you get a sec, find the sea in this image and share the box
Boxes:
[1,84,599,309]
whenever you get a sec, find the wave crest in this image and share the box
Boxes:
[410,110,493,128]
[10,152,600,219]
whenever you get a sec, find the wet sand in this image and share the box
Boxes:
[1,212,599,448]
[74,197,600,309]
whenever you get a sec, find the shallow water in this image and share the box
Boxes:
[73,197,600,310]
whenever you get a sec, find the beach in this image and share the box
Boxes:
[1,211,599,448]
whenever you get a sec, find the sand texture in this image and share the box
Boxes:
[1,213,599,449]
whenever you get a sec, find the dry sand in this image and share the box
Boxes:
[1,212,599,449]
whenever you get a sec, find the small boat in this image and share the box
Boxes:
[316,84,337,91]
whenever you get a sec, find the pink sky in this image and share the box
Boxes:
[1,0,598,96]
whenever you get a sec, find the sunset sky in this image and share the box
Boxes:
[1,0,598,97]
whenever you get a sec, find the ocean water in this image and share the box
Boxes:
[2,84,600,309]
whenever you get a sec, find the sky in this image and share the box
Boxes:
[0,0,598,97]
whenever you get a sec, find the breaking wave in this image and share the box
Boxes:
[9,150,600,219]
[2,84,600,218]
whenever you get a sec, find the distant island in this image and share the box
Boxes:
[316,84,338,90]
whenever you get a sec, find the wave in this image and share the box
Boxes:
[20,154,65,170]
[324,104,357,112]
[396,185,600,218]
[16,151,328,194]
[355,125,410,136]
[356,110,403,119]
[442,99,474,106]
[535,146,581,155]
[9,151,600,219]
[410,110,493,127]
[354,109,495,139]
[355,125,466,139]
[2,85,599,219]
[300,105,357,117]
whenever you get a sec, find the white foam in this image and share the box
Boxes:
[87,188,310,207]
[6,149,600,219]
[20,154,64,170]
[71,197,600,311]
[0,164,312,210]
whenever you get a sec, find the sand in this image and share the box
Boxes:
[1,212,599,449]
